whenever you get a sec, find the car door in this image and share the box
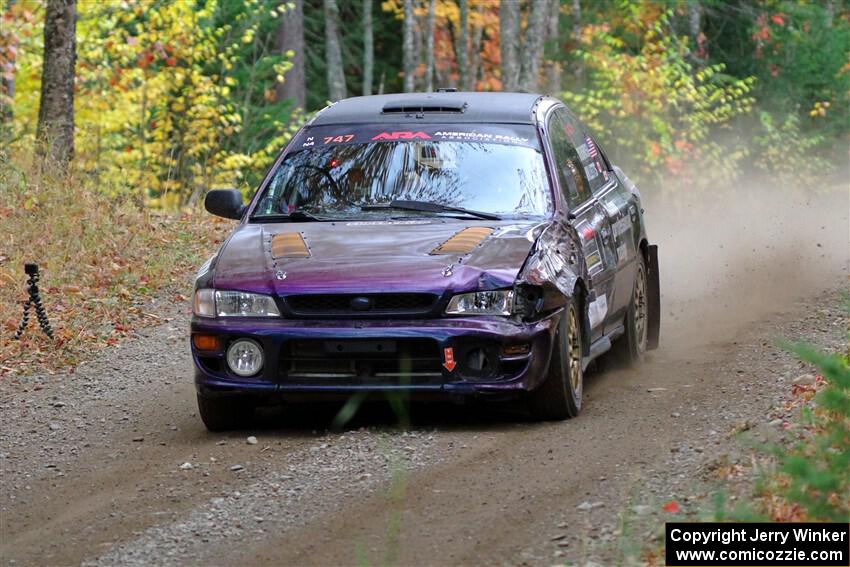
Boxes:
[591,147,642,329]
[545,108,617,343]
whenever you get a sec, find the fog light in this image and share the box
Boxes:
[193,334,220,351]
[226,339,264,377]
[503,343,530,356]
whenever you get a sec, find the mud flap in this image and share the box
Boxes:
[646,244,661,350]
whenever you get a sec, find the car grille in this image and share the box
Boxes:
[284,293,438,318]
[280,338,443,385]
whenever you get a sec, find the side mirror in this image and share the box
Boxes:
[205,189,246,220]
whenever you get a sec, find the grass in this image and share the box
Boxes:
[0,155,232,378]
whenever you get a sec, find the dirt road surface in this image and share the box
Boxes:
[2,189,847,566]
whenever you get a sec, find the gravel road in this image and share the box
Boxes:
[1,190,847,567]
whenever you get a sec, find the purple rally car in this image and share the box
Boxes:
[191,92,660,430]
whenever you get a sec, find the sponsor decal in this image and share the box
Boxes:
[345,220,431,226]
[588,293,608,328]
[323,134,354,144]
[612,216,631,237]
[302,136,315,148]
[371,131,432,141]
[576,143,590,162]
[584,163,599,182]
[602,199,620,217]
[617,243,628,264]
[586,250,603,275]
[433,131,529,144]
[443,347,456,372]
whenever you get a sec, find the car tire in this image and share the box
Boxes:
[527,298,583,421]
[610,254,649,366]
[197,394,253,431]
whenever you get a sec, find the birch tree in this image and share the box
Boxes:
[457,0,469,90]
[362,0,374,95]
[543,0,562,94]
[324,0,346,101]
[424,0,436,91]
[35,0,76,167]
[518,0,548,92]
[402,0,415,92]
[499,0,520,91]
[275,0,305,109]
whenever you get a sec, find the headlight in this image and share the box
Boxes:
[226,339,264,376]
[192,289,281,318]
[445,290,514,316]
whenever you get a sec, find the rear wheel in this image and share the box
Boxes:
[611,254,648,365]
[197,394,253,431]
[527,298,583,420]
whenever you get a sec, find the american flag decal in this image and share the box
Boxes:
[585,134,598,159]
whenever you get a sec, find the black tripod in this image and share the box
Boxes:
[14,263,54,340]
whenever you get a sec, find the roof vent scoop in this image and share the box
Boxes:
[381,98,467,115]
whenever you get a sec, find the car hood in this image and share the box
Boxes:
[211,219,547,296]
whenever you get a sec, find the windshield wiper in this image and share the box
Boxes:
[251,211,329,222]
[361,199,501,221]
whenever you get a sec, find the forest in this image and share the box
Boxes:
[1,0,848,208]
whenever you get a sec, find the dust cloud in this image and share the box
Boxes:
[641,178,849,350]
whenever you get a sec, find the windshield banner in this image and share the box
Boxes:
[292,124,540,151]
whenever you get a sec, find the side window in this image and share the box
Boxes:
[563,108,610,193]
[547,109,591,208]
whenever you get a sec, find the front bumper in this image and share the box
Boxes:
[190,314,560,401]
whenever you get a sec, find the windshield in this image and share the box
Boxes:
[253,128,552,221]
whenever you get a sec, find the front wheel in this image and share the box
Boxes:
[610,254,648,365]
[197,394,253,431]
[527,298,583,420]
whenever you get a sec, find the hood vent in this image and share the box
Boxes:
[430,227,494,255]
[271,232,310,258]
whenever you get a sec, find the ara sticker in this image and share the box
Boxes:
[323,134,354,144]
[372,131,432,141]
[443,347,456,371]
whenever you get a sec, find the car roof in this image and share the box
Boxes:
[309,91,546,126]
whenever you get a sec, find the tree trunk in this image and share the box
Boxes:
[499,0,520,91]
[323,0,346,101]
[518,0,548,92]
[362,0,374,95]
[688,0,702,60]
[571,0,582,88]
[457,0,469,90]
[0,0,15,140]
[544,0,561,95]
[468,4,485,91]
[826,0,835,27]
[424,0,436,91]
[35,0,76,168]
[402,0,416,92]
[275,0,305,109]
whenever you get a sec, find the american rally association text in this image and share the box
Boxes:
[669,527,849,547]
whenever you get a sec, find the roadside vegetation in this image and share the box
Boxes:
[644,325,850,564]
[0,159,231,377]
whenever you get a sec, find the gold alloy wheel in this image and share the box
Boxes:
[567,305,582,395]
[634,264,648,350]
